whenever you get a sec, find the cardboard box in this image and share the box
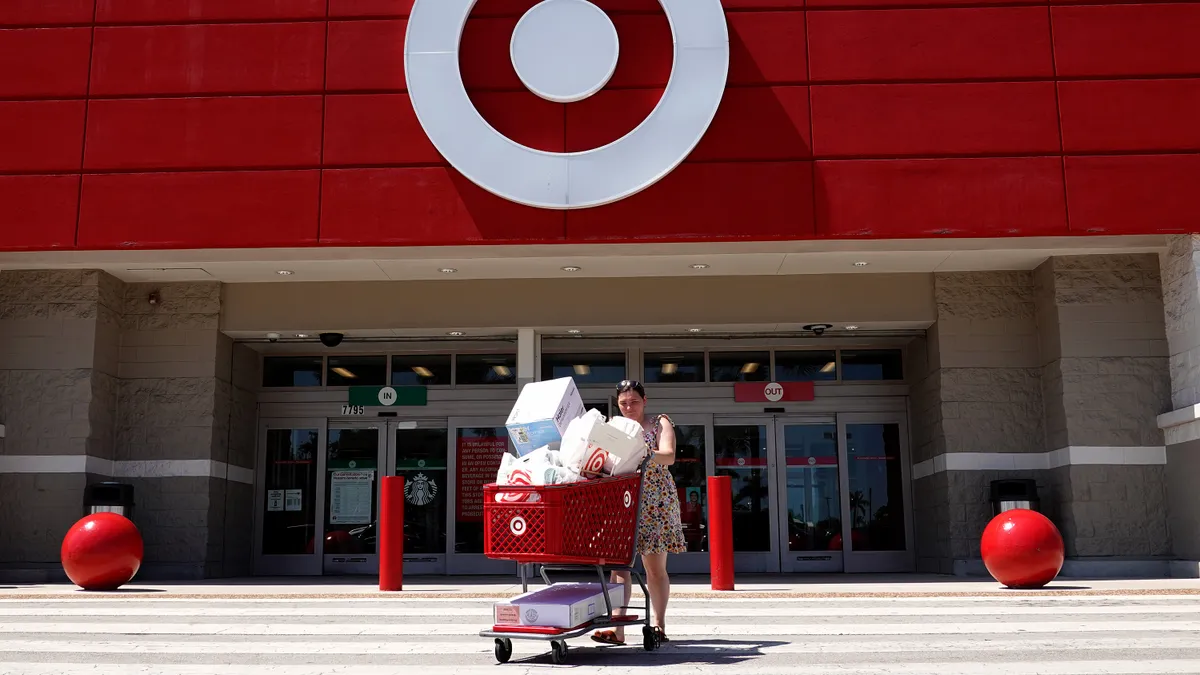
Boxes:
[505,377,585,456]
[494,582,626,629]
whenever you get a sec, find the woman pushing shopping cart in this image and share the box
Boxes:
[479,380,688,664]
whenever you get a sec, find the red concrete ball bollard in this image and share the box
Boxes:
[980,509,1064,589]
[60,513,144,591]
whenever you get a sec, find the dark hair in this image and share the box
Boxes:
[615,379,645,398]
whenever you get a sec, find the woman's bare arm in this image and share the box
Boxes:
[653,416,676,466]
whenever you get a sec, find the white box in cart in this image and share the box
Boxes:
[493,582,626,629]
[505,377,585,456]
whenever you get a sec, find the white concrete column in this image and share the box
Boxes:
[516,328,540,390]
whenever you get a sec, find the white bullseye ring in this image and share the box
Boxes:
[511,0,619,104]
[404,0,729,210]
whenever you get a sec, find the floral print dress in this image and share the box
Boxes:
[637,414,688,555]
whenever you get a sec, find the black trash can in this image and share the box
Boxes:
[83,482,135,519]
[990,478,1039,516]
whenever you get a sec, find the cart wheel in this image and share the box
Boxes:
[494,638,512,664]
[550,640,567,664]
[642,625,658,651]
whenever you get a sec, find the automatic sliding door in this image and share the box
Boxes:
[390,421,448,575]
[840,414,915,573]
[447,417,517,576]
[776,420,842,573]
[322,422,384,575]
[254,420,324,576]
[713,419,777,573]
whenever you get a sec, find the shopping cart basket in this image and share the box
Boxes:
[478,456,658,664]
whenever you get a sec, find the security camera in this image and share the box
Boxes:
[266,332,281,343]
[803,323,833,336]
[319,332,344,348]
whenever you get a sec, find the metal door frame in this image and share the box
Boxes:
[661,413,715,575]
[321,418,387,576]
[446,416,518,576]
[711,415,780,573]
[388,418,450,576]
[839,412,916,573]
[253,418,326,576]
[773,415,843,573]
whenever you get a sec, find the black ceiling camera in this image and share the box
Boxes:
[319,332,344,348]
[803,323,833,336]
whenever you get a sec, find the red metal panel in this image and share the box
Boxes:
[95,0,326,22]
[1065,155,1200,234]
[1059,79,1200,153]
[471,92,565,153]
[327,19,407,92]
[1052,4,1200,77]
[0,100,86,172]
[812,82,1060,157]
[564,88,663,153]
[0,0,94,27]
[0,27,92,97]
[90,23,326,96]
[693,86,812,160]
[77,171,320,249]
[566,87,809,159]
[811,0,1028,6]
[324,94,440,166]
[319,168,566,245]
[328,0,412,18]
[564,162,815,240]
[460,17,523,90]
[0,175,79,250]
[808,8,1054,82]
[728,11,807,85]
[815,158,1068,236]
[84,96,323,170]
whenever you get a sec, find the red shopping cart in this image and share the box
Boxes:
[478,456,658,664]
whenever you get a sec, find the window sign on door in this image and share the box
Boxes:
[455,426,510,554]
[396,428,449,556]
[324,428,380,556]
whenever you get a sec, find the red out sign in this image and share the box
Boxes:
[734,381,815,403]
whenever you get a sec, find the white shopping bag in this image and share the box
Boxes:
[606,416,648,476]
[560,410,645,478]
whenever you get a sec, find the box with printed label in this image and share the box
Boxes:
[505,377,585,456]
[493,582,625,629]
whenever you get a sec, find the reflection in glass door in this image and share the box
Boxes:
[713,421,775,572]
[254,420,324,575]
[323,423,384,575]
[776,421,842,573]
[841,415,914,573]
[665,416,713,575]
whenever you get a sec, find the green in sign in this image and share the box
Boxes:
[347,386,427,407]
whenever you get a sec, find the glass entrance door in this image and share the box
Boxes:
[776,420,843,573]
[713,419,776,572]
[254,419,324,576]
[840,414,914,573]
[322,421,384,575]
[447,417,517,576]
[389,421,449,575]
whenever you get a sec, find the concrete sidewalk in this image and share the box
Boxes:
[3,574,1200,599]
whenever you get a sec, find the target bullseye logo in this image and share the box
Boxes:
[510,515,528,536]
[623,490,632,508]
[582,448,608,476]
[404,0,730,210]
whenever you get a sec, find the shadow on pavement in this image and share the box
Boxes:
[74,588,167,593]
[512,639,787,667]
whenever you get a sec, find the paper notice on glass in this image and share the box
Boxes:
[284,489,302,512]
[329,469,375,524]
[267,490,285,512]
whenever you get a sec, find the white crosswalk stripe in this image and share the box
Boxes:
[0,591,1198,673]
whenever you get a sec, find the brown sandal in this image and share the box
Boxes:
[591,629,625,646]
